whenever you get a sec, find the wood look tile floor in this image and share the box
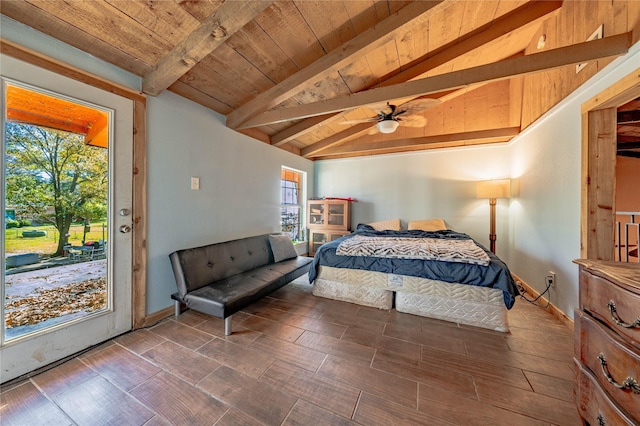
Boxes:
[1,277,581,425]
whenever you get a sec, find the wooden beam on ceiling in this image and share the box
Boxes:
[272,114,336,147]
[142,1,272,96]
[312,127,522,158]
[245,32,633,128]
[300,123,374,157]
[271,0,561,147]
[225,0,446,129]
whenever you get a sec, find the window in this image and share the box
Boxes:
[281,167,305,242]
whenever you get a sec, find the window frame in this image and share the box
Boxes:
[280,166,306,242]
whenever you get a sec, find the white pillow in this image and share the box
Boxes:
[408,219,447,231]
[269,234,298,262]
[367,219,401,231]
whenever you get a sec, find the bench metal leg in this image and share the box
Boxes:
[225,316,232,336]
[174,300,181,317]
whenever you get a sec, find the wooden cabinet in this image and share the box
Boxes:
[309,229,351,257]
[573,259,640,425]
[307,199,352,256]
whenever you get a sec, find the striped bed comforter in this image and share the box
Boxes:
[336,235,490,266]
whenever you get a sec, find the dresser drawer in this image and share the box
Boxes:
[580,270,640,349]
[575,310,640,420]
[574,359,637,426]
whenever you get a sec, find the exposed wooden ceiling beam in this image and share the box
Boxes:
[271,0,560,147]
[272,114,336,147]
[225,0,445,129]
[312,127,521,158]
[244,32,632,128]
[143,1,272,96]
[300,123,374,157]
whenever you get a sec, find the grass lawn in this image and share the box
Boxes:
[5,223,108,256]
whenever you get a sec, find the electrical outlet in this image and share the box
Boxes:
[546,271,556,288]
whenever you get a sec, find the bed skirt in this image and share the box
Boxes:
[312,266,509,332]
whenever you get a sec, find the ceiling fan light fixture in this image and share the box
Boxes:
[377,119,399,134]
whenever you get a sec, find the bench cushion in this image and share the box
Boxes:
[182,256,312,318]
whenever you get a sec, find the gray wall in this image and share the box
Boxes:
[146,91,314,313]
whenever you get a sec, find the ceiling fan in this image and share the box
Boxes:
[340,98,439,134]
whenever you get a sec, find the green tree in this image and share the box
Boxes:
[5,123,108,256]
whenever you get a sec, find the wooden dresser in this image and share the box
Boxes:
[573,259,640,425]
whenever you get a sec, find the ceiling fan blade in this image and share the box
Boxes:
[398,115,427,127]
[396,98,440,114]
[339,118,377,125]
[365,101,392,113]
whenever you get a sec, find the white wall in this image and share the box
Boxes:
[2,16,315,316]
[146,92,314,312]
[316,42,640,321]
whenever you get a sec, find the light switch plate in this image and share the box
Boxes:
[191,177,200,190]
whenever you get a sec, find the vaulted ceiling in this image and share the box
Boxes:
[1,1,636,160]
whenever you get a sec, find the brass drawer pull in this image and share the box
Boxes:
[607,301,640,329]
[597,353,640,394]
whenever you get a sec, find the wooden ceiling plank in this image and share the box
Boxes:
[177,0,226,22]
[29,0,171,65]
[294,0,358,53]
[104,0,200,45]
[314,127,521,157]
[245,32,632,127]
[344,1,389,34]
[0,1,152,76]
[253,1,326,70]
[225,0,446,129]
[272,114,337,146]
[168,80,233,115]
[142,0,272,96]
[226,20,299,85]
[267,0,561,143]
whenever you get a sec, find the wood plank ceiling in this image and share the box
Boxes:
[1,0,636,160]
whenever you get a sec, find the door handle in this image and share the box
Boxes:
[119,224,132,233]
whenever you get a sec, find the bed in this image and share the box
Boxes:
[308,223,520,332]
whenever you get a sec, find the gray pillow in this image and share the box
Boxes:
[269,234,298,262]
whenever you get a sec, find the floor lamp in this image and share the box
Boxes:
[477,179,511,254]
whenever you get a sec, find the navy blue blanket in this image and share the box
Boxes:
[309,224,519,308]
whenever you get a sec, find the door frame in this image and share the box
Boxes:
[1,38,148,328]
[580,68,640,259]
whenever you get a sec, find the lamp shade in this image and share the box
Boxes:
[476,179,511,199]
[377,119,399,134]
